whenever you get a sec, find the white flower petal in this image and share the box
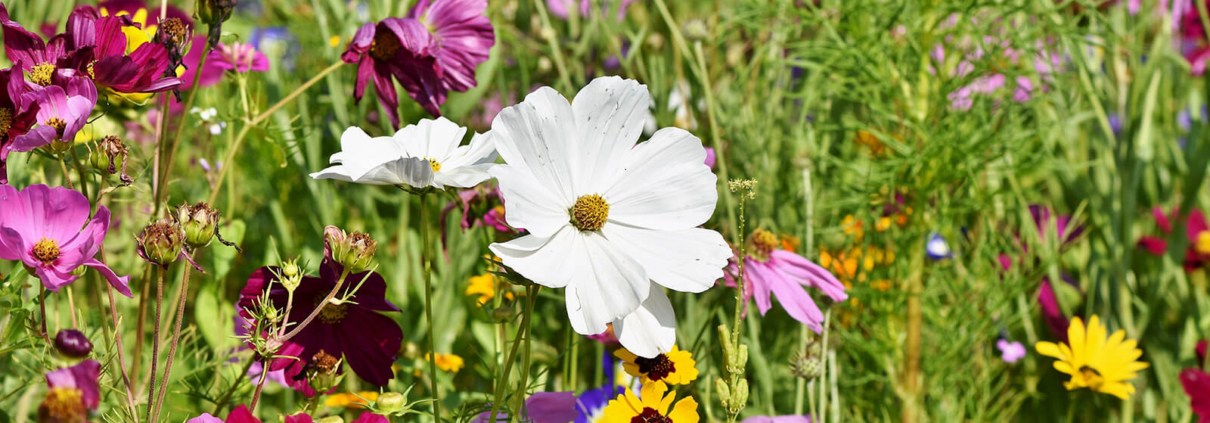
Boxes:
[570,76,650,192]
[433,163,495,189]
[488,226,578,289]
[394,117,466,161]
[309,165,354,182]
[605,127,717,229]
[490,87,580,204]
[315,156,433,186]
[613,285,676,358]
[328,127,408,182]
[489,159,572,238]
[601,223,730,293]
[564,232,649,336]
[440,132,497,169]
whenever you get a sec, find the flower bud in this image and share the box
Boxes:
[198,0,237,47]
[279,258,303,292]
[307,350,343,394]
[683,19,708,41]
[136,219,185,266]
[733,379,749,410]
[90,135,132,185]
[175,202,219,249]
[54,330,92,359]
[324,226,376,273]
[713,378,731,404]
[377,392,405,414]
[69,265,88,277]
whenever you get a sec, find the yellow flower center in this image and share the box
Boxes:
[0,107,13,136]
[426,158,441,173]
[316,299,349,324]
[369,32,402,61]
[30,63,56,86]
[37,387,86,423]
[1196,231,1210,256]
[1079,365,1104,390]
[749,228,780,259]
[32,238,61,265]
[46,117,67,139]
[86,61,96,79]
[570,194,609,231]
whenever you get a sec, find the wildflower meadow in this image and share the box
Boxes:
[1,0,1209,421]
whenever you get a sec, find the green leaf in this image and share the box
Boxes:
[195,281,235,351]
[212,219,247,283]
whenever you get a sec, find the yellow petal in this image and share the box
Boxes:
[1035,342,1065,359]
[667,397,700,423]
[615,348,639,363]
[641,382,669,409]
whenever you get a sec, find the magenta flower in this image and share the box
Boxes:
[210,42,270,75]
[0,68,40,183]
[724,230,847,332]
[9,77,97,152]
[343,18,443,126]
[0,184,131,297]
[65,6,181,101]
[225,405,313,423]
[1137,207,1210,272]
[407,0,496,93]
[0,3,74,86]
[997,205,1083,342]
[41,360,101,417]
[473,392,578,423]
[1183,368,1210,423]
[187,414,223,423]
[238,258,403,390]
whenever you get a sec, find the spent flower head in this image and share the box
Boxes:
[89,135,132,185]
[136,218,185,266]
[323,226,377,274]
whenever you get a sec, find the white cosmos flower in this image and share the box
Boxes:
[487,76,731,358]
[310,117,497,190]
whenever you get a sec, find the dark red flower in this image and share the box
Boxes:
[342,18,444,127]
[1184,368,1210,423]
[238,258,403,392]
[0,68,39,183]
[1137,207,1210,272]
[406,0,495,93]
[64,5,180,103]
[224,405,313,423]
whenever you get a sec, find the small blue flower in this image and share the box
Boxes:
[926,232,951,260]
[249,27,300,72]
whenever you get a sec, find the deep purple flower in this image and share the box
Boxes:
[574,352,623,423]
[407,0,496,92]
[9,77,96,152]
[474,392,578,423]
[238,258,403,390]
[55,329,94,358]
[39,360,101,422]
[342,18,444,126]
[0,184,132,297]
[65,5,181,102]
[0,68,40,183]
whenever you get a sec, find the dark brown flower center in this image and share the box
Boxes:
[38,387,86,423]
[32,238,61,264]
[635,353,676,381]
[30,63,55,86]
[315,298,349,324]
[631,408,672,423]
[158,17,188,45]
[571,194,609,231]
[369,32,402,61]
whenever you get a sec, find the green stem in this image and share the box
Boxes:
[511,286,537,423]
[211,358,256,415]
[282,269,350,341]
[157,44,213,210]
[151,264,192,423]
[206,60,344,206]
[488,286,536,423]
[145,266,166,423]
[420,194,442,422]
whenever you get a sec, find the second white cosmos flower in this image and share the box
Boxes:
[488,76,731,358]
[311,117,497,190]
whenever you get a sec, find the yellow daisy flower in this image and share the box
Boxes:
[426,353,465,373]
[601,381,698,423]
[466,273,497,305]
[1035,315,1149,399]
[324,391,378,408]
[614,346,698,385]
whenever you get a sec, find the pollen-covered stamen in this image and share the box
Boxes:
[86,61,96,79]
[315,298,349,324]
[46,117,67,139]
[32,238,61,265]
[749,228,780,259]
[312,349,341,374]
[634,353,676,381]
[369,32,402,61]
[1079,365,1104,390]
[425,157,441,172]
[571,194,609,231]
[157,17,189,46]
[30,63,56,86]
[37,387,87,423]
[0,107,13,136]
[631,408,672,423]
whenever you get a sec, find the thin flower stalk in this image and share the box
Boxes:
[280,268,351,341]
[487,285,536,422]
[420,193,441,420]
[157,45,212,210]
[145,265,166,423]
[152,263,192,423]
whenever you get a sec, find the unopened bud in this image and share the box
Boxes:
[683,19,708,41]
[492,306,513,322]
[733,379,749,410]
[279,258,303,292]
[714,378,731,404]
[175,202,219,249]
[54,330,92,359]
[90,136,130,181]
[136,219,184,266]
[377,392,405,414]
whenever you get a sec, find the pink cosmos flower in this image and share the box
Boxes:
[9,77,97,152]
[1183,368,1210,423]
[342,18,444,126]
[0,184,131,296]
[1138,207,1210,272]
[0,68,40,183]
[0,3,76,83]
[407,0,496,93]
[210,42,270,75]
[224,405,313,423]
[724,229,847,333]
[43,360,102,413]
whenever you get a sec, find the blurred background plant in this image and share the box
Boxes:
[1,0,1208,422]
